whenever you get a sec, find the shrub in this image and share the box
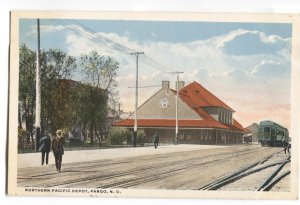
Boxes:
[108,127,132,145]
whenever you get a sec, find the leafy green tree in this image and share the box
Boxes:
[108,127,132,145]
[79,51,119,145]
[19,46,119,149]
[19,44,36,146]
[19,45,77,139]
[137,129,146,144]
[70,83,108,145]
[39,49,77,133]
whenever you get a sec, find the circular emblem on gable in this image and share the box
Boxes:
[160,98,169,109]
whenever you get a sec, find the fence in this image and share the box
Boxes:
[18,140,154,153]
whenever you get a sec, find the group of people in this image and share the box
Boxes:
[39,130,159,171]
[39,130,65,172]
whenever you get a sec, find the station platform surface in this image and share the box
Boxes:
[17,144,247,168]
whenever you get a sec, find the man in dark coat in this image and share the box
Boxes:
[52,130,65,172]
[153,132,159,149]
[39,132,51,165]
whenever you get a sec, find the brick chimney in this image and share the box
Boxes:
[162,81,170,89]
[176,81,185,90]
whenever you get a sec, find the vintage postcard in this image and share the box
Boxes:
[7,11,300,199]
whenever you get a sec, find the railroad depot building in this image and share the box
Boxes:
[113,81,248,145]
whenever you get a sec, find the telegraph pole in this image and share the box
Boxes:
[170,71,184,145]
[118,103,122,120]
[35,19,41,151]
[130,52,144,147]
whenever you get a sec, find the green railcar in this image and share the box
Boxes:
[258,120,289,147]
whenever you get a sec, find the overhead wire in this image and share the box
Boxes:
[68,19,137,54]
[61,19,132,54]
[52,19,178,74]
[69,19,176,73]
[52,19,130,55]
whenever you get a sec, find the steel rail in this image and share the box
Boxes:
[257,155,291,191]
[198,149,284,190]
[261,170,291,191]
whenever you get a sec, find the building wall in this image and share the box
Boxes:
[202,107,219,121]
[203,107,233,125]
[144,128,243,145]
[129,88,202,120]
[218,108,233,125]
[246,123,259,142]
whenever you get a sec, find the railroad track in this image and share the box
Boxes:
[18,146,283,190]
[55,147,273,189]
[97,149,270,188]
[257,155,291,191]
[197,149,290,191]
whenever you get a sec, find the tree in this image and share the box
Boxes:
[39,49,77,133]
[19,45,77,139]
[18,46,120,149]
[108,127,132,145]
[79,51,119,145]
[70,83,108,145]
[19,44,36,147]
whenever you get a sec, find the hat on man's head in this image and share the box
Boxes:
[56,130,62,134]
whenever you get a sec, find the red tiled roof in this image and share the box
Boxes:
[175,85,246,131]
[113,118,246,132]
[113,81,246,132]
[180,81,234,112]
[114,119,222,129]
[58,79,79,89]
[178,90,216,121]
[231,119,250,132]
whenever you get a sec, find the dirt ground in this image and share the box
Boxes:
[17,144,291,192]
[219,150,291,191]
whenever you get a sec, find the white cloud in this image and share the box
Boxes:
[213,28,290,49]
[63,28,291,129]
[124,30,130,36]
[214,29,250,48]
[250,60,288,78]
[26,24,65,36]
[140,71,161,81]
[116,73,135,82]
[151,32,157,37]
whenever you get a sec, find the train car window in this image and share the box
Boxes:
[271,128,276,137]
[264,127,270,133]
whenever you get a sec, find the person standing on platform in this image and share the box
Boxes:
[283,140,290,154]
[153,132,159,149]
[52,130,65,172]
[39,132,51,165]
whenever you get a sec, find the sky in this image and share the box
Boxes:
[19,19,292,129]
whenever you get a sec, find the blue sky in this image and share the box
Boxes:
[20,19,291,49]
[19,19,292,128]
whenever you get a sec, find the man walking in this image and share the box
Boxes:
[52,130,64,172]
[153,132,159,149]
[39,132,51,165]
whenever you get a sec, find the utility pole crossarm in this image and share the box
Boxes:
[130,52,145,55]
